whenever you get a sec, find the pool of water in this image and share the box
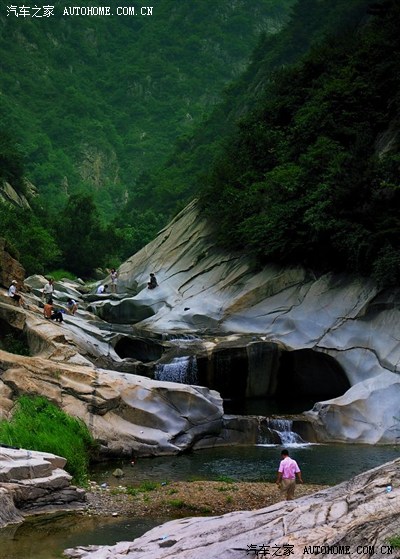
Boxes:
[91,443,400,487]
[1,443,399,559]
[0,512,168,559]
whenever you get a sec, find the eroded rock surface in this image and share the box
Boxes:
[88,200,400,444]
[0,350,224,456]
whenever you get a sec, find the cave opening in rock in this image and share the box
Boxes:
[243,348,351,416]
[197,342,351,415]
[275,349,350,407]
[114,336,164,363]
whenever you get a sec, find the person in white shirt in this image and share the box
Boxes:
[96,284,108,294]
[66,298,78,315]
[42,279,54,303]
[8,280,24,306]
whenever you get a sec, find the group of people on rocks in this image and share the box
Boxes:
[7,269,158,323]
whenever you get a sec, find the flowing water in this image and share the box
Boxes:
[1,443,399,558]
[154,355,198,384]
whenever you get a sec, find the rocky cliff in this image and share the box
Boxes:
[1,199,399,449]
[90,199,400,444]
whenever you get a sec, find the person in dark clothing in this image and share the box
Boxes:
[43,299,63,323]
[147,273,158,289]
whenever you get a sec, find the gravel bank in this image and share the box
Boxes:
[85,481,330,518]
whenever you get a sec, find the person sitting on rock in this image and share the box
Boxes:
[43,299,63,323]
[147,273,158,290]
[8,280,24,307]
[96,284,108,294]
[66,298,78,315]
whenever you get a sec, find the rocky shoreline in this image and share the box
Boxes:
[65,458,400,559]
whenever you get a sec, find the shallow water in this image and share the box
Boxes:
[1,443,399,559]
[91,442,400,487]
[0,512,168,559]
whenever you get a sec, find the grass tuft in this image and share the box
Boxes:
[0,395,96,485]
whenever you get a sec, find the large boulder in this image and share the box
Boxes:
[306,371,400,444]
[64,457,400,559]
[0,447,85,528]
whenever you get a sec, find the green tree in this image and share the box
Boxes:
[0,204,60,275]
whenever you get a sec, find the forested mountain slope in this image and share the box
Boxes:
[135,0,371,220]
[200,0,400,286]
[0,0,298,276]
[0,0,292,217]
[2,0,397,283]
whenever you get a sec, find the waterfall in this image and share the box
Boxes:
[267,418,306,445]
[154,356,198,385]
[257,418,306,446]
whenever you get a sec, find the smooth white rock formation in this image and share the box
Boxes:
[90,200,400,444]
[0,350,224,456]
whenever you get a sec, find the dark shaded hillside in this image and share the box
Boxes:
[201,0,400,286]
[0,0,296,275]
[130,0,371,222]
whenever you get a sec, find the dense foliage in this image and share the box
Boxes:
[0,396,96,484]
[0,0,297,274]
[201,0,400,286]
[1,0,399,284]
[0,200,60,274]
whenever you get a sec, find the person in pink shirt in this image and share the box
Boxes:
[276,449,303,500]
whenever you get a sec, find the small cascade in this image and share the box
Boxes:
[154,356,198,385]
[266,418,306,445]
[162,334,201,342]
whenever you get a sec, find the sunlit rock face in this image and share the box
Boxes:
[91,200,400,444]
[1,200,400,446]
[64,458,400,559]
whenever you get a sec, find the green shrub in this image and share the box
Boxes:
[168,499,186,509]
[138,480,158,492]
[214,475,235,483]
[0,395,96,485]
[45,269,77,282]
[1,333,30,356]
[388,536,400,549]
